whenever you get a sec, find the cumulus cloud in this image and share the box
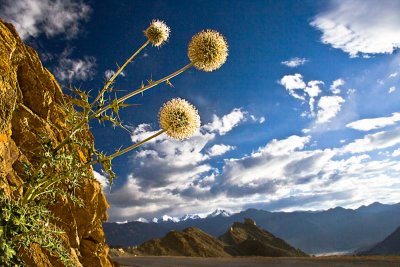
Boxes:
[54,48,96,82]
[388,86,396,94]
[316,96,345,124]
[207,144,235,157]
[346,112,400,131]
[281,57,308,68]
[0,0,90,40]
[330,79,345,94]
[106,108,257,219]
[311,0,400,57]
[392,148,400,157]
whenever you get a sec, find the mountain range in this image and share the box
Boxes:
[103,202,400,254]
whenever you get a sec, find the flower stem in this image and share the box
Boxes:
[87,129,166,167]
[91,62,195,119]
[90,40,150,109]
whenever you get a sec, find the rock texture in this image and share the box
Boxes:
[0,19,113,266]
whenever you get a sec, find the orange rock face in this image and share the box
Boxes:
[0,19,114,266]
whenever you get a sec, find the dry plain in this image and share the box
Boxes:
[113,256,400,267]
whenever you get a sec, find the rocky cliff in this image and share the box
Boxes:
[0,19,113,266]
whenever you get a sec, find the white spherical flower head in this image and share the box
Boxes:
[188,30,228,72]
[144,19,170,47]
[159,98,200,140]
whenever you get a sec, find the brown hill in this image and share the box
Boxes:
[133,219,307,258]
[136,227,231,257]
[219,218,307,257]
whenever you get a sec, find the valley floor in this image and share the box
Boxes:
[113,256,400,267]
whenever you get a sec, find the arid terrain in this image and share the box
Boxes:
[113,256,400,267]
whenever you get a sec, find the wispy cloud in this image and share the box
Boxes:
[54,48,96,82]
[341,128,400,154]
[104,69,125,80]
[0,0,91,40]
[281,57,308,68]
[311,0,400,57]
[346,112,400,131]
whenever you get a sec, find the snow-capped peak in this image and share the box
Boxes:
[136,217,149,223]
[115,220,128,224]
[180,214,201,221]
[208,209,232,218]
[151,217,159,223]
[161,215,180,222]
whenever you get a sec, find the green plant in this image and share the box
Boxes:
[0,19,228,266]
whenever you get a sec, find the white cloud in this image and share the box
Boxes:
[250,115,266,124]
[392,148,400,157]
[279,74,306,100]
[311,0,400,57]
[0,0,90,40]
[388,72,398,78]
[281,57,308,68]
[330,79,345,94]
[346,112,400,131]
[203,108,248,135]
[316,96,345,124]
[389,86,396,94]
[106,108,256,219]
[207,144,235,157]
[341,128,400,154]
[54,48,96,82]
[105,69,125,80]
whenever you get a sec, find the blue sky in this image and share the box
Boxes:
[2,0,400,222]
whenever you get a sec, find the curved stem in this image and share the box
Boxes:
[90,40,150,109]
[91,62,194,119]
[86,129,166,167]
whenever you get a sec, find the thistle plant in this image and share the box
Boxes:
[1,20,228,266]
